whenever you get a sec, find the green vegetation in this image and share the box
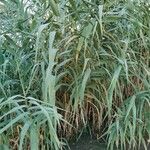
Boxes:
[0,0,150,150]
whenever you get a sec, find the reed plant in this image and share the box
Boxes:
[0,0,150,150]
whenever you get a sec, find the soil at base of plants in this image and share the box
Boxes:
[69,134,107,150]
[68,134,150,150]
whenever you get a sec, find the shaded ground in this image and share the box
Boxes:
[69,134,150,150]
[70,141,106,150]
[69,134,107,150]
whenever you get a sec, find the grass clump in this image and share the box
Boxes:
[0,0,150,150]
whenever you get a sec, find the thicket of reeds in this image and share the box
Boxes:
[0,0,150,149]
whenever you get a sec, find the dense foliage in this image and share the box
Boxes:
[0,0,150,150]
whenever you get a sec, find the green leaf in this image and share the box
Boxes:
[49,0,60,16]
[125,95,136,121]
[107,65,122,118]
[30,124,39,150]
[19,121,31,150]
